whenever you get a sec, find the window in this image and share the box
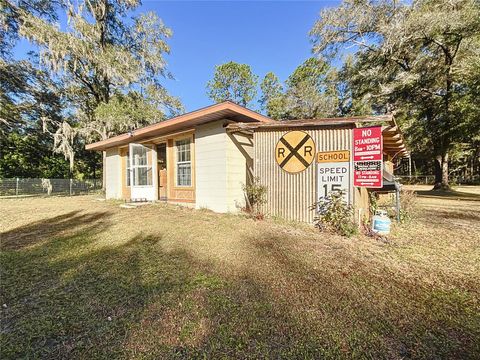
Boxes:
[131,145,152,186]
[176,139,191,186]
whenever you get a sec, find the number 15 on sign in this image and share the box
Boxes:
[317,163,350,203]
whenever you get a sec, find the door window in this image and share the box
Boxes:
[126,151,131,186]
[131,144,152,186]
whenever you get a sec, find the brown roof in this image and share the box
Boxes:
[225,114,393,130]
[225,114,409,158]
[85,101,273,151]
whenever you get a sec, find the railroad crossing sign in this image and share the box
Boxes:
[275,131,315,173]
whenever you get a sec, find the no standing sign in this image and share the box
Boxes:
[353,126,383,188]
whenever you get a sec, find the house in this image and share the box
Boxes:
[86,101,407,222]
[85,101,272,212]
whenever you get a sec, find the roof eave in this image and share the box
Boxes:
[86,101,273,151]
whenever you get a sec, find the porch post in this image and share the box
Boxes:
[152,145,158,201]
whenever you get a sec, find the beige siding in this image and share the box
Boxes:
[195,120,228,212]
[105,147,121,199]
[226,132,253,212]
[195,120,251,213]
[254,127,355,223]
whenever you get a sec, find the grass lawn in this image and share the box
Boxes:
[1,186,479,359]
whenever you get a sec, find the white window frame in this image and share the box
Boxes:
[175,138,192,187]
[126,150,131,187]
[130,144,153,187]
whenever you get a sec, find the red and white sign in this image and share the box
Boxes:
[353,126,383,188]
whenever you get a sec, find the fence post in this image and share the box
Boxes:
[69,178,73,196]
[16,177,19,196]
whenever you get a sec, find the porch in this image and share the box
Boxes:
[118,130,195,205]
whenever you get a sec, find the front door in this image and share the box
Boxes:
[157,143,167,201]
[129,143,155,201]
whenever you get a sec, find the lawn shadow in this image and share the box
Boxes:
[2,211,479,359]
[414,189,480,201]
[431,209,480,223]
[1,210,113,250]
[2,221,307,358]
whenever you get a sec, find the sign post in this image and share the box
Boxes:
[317,150,351,204]
[353,126,383,188]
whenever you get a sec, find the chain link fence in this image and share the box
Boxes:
[397,175,436,185]
[397,175,480,185]
[0,178,102,197]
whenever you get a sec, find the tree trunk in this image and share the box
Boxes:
[442,152,449,187]
[433,153,450,190]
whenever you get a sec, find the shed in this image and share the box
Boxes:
[226,115,408,223]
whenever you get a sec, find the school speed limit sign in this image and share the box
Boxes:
[317,150,351,204]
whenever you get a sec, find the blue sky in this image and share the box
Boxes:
[14,0,342,112]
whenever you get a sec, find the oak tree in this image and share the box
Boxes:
[310,0,480,189]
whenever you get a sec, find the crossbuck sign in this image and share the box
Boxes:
[275,131,315,173]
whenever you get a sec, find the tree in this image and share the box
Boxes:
[310,0,480,189]
[0,130,72,178]
[1,0,60,131]
[284,57,339,119]
[0,0,57,59]
[258,58,340,120]
[206,61,258,106]
[259,72,286,119]
[336,55,373,116]
[0,1,101,179]
[8,0,183,185]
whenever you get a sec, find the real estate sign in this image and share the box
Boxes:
[353,126,383,188]
[317,150,350,204]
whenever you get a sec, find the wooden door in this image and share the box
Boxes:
[157,143,167,200]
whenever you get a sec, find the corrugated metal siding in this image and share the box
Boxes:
[254,127,353,223]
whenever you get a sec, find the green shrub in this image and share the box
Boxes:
[311,190,358,237]
[242,177,267,219]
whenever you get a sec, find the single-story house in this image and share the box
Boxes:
[86,101,407,222]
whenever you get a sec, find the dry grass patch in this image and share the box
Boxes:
[1,187,479,358]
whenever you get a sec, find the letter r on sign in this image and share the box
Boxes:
[304,146,312,156]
